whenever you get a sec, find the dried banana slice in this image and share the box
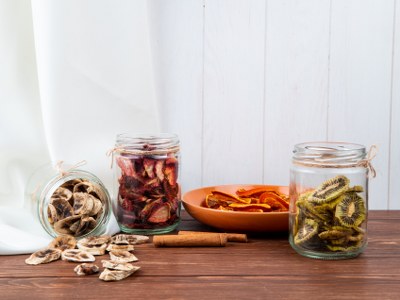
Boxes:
[101,260,137,271]
[75,217,97,237]
[77,243,108,256]
[74,263,100,276]
[61,179,83,191]
[48,235,77,251]
[72,193,95,215]
[106,244,134,252]
[51,198,74,220]
[52,187,73,202]
[61,249,95,262]
[47,204,58,225]
[79,235,111,246]
[111,234,149,245]
[89,198,103,216]
[54,215,82,234]
[109,250,138,263]
[99,267,140,281]
[25,248,62,265]
[73,181,94,194]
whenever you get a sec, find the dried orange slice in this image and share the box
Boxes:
[228,203,271,212]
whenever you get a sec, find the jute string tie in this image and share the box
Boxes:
[55,160,87,177]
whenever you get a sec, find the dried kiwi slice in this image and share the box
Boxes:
[318,228,352,240]
[335,193,366,228]
[310,175,350,203]
[326,244,361,252]
[347,185,364,193]
[294,218,318,246]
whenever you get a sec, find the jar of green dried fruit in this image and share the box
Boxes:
[25,161,112,239]
[110,133,181,235]
[289,142,376,260]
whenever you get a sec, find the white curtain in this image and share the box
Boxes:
[0,0,160,254]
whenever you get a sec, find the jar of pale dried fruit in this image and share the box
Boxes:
[289,142,377,260]
[25,162,112,239]
[110,133,181,235]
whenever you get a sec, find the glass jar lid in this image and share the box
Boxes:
[292,142,366,167]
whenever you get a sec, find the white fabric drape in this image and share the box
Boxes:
[0,0,160,254]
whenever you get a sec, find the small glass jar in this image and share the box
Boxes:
[289,142,370,260]
[112,133,181,235]
[25,162,111,239]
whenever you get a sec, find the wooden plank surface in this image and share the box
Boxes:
[0,210,399,299]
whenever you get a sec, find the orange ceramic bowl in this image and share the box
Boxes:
[182,184,289,233]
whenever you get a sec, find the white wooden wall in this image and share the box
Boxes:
[148,0,400,210]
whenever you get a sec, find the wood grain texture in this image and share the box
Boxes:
[264,0,331,185]
[328,0,394,209]
[0,211,399,300]
[148,0,204,193]
[202,0,265,186]
[390,0,400,209]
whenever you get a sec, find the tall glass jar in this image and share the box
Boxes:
[289,142,371,259]
[112,133,181,235]
[25,162,111,239]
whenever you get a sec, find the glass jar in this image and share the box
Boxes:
[25,162,111,239]
[289,142,371,260]
[112,133,181,235]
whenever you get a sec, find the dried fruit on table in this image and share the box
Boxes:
[47,178,106,237]
[99,267,140,281]
[61,249,95,262]
[25,248,62,265]
[77,243,108,256]
[110,234,149,245]
[48,235,77,251]
[101,260,137,271]
[204,188,289,213]
[74,263,99,276]
[106,244,135,252]
[293,175,367,254]
[109,250,138,263]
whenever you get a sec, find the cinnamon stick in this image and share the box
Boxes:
[153,234,227,247]
[178,231,248,243]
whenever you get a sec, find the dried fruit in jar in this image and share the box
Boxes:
[293,175,366,253]
[116,150,180,230]
[48,179,106,237]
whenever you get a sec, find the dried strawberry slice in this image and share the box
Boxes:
[116,157,134,177]
[139,199,164,220]
[155,160,165,181]
[165,158,178,186]
[164,180,179,202]
[143,158,155,178]
[148,203,171,223]
[120,198,135,212]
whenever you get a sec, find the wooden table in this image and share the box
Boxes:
[0,211,399,299]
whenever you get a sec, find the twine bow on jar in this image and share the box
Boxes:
[54,160,87,177]
[356,145,378,178]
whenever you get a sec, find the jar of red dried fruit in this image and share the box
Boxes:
[112,133,181,234]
